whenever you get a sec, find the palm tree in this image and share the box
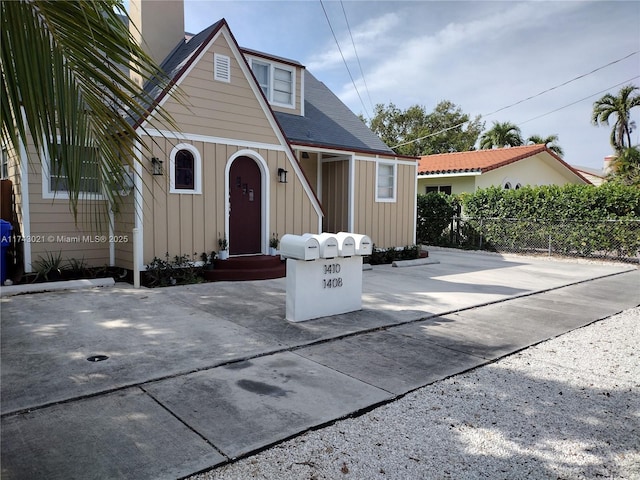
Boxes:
[479,121,523,149]
[527,134,564,157]
[609,146,640,186]
[1,1,174,225]
[591,84,640,153]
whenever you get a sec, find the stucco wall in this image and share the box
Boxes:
[476,153,586,189]
[417,176,477,195]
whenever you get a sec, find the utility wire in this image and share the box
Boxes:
[340,0,375,115]
[393,77,640,149]
[392,52,639,149]
[484,51,639,117]
[319,0,371,120]
[517,76,640,125]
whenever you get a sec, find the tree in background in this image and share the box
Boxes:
[592,84,640,152]
[1,0,174,226]
[479,121,523,149]
[527,134,564,157]
[365,101,483,157]
[609,146,640,186]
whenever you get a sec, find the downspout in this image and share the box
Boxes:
[108,205,115,266]
[19,136,31,272]
[317,153,323,233]
[348,154,355,232]
[133,140,143,288]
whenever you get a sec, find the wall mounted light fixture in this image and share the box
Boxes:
[301,152,310,159]
[277,167,288,183]
[151,157,163,176]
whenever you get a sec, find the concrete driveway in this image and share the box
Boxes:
[1,249,638,479]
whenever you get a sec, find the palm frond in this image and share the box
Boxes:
[1,0,179,229]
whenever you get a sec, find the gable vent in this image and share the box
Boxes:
[214,53,231,82]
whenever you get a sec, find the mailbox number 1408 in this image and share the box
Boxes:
[323,278,343,288]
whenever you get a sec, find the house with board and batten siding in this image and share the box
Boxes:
[2,0,417,278]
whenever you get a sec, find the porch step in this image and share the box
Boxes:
[203,255,286,282]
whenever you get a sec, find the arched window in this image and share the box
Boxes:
[174,150,194,190]
[170,144,201,194]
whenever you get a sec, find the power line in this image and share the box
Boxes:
[319,0,371,120]
[392,52,639,149]
[517,76,640,126]
[340,0,375,115]
[392,78,640,149]
[484,51,639,117]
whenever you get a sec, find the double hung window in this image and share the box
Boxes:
[250,59,294,108]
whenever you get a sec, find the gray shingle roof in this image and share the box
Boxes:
[143,21,223,103]
[139,20,395,156]
[274,72,395,155]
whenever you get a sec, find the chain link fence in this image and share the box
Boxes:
[441,217,640,263]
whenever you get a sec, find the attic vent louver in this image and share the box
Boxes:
[214,53,230,82]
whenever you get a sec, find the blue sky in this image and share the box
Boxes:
[137,1,640,170]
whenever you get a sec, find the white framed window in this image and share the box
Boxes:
[214,53,231,82]
[42,145,103,199]
[376,161,396,202]
[252,60,270,98]
[1,147,8,179]
[169,143,202,194]
[249,58,295,108]
[426,185,452,195]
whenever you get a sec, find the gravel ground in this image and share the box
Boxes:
[190,308,640,480]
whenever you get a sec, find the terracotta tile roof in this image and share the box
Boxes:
[418,144,550,175]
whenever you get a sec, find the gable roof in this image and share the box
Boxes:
[134,18,324,219]
[273,72,396,156]
[132,20,225,129]
[136,20,396,157]
[418,144,589,183]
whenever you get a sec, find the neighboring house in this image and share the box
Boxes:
[572,165,605,186]
[417,144,590,195]
[5,0,416,275]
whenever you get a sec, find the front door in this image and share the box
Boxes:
[229,156,261,255]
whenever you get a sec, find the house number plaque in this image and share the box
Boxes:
[285,255,363,322]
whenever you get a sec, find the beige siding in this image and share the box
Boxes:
[298,152,319,195]
[321,160,349,233]
[154,35,282,145]
[23,137,111,269]
[113,194,135,270]
[353,159,416,248]
[141,136,319,264]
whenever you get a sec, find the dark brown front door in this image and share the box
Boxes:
[229,156,261,255]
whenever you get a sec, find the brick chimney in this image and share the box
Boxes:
[129,0,185,68]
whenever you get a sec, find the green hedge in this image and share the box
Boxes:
[416,192,458,244]
[458,184,640,258]
[460,183,640,220]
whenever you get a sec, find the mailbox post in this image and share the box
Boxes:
[281,232,372,322]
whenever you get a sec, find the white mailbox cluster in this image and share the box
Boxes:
[280,232,372,322]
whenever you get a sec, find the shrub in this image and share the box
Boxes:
[458,184,640,258]
[366,245,420,265]
[143,253,202,287]
[416,192,458,244]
